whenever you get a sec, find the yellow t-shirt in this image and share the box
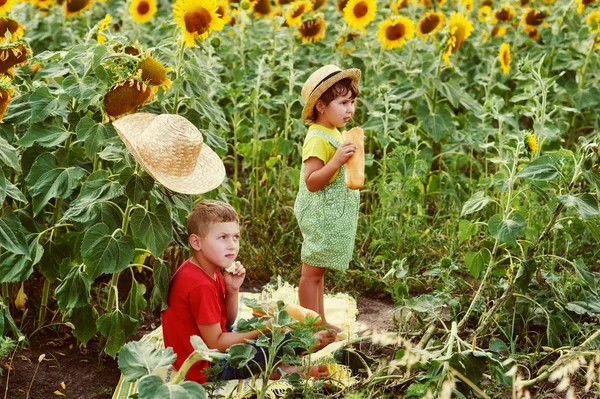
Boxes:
[302,124,343,183]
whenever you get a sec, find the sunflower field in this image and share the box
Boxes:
[1,0,600,397]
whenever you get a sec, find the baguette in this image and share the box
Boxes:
[342,127,365,190]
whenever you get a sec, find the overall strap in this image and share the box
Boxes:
[306,127,341,149]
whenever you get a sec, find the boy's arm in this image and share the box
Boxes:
[225,287,238,329]
[197,323,264,353]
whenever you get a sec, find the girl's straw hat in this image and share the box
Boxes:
[301,64,361,121]
[112,113,225,195]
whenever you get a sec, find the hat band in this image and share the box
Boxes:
[310,70,342,95]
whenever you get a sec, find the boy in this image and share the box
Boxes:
[162,200,334,383]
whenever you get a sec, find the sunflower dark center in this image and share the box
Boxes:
[292,4,306,18]
[67,0,90,12]
[386,23,405,40]
[481,0,492,6]
[300,19,322,36]
[0,0,7,7]
[279,0,293,5]
[583,0,594,5]
[519,0,529,6]
[495,9,511,21]
[501,49,509,65]
[137,1,150,14]
[185,9,212,35]
[526,10,544,25]
[216,5,225,18]
[420,15,439,34]
[0,19,19,35]
[353,2,368,18]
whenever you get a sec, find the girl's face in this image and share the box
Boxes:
[316,91,356,129]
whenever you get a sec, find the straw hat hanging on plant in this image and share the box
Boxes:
[112,113,225,195]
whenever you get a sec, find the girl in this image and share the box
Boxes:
[294,65,361,332]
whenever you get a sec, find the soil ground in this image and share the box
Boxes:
[0,292,395,399]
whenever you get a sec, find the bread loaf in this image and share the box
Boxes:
[342,127,365,190]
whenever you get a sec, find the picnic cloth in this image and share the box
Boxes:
[112,279,358,399]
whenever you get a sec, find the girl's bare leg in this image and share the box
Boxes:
[299,264,342,333]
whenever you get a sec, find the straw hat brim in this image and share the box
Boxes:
[301,68,361,121]
[113,113,226,195]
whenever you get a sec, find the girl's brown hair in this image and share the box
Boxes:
[308,77,360,121]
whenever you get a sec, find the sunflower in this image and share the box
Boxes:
[493,5,514,23]
[417,10,444,38]
[478,5,492,22]
[526,133,538,153]
[442,12,473,66]
[277,0,294,5]
[524,24,538,39]
[576,0,595,13]
[312,0,325,10]
[343,0,376,31]
[336,31,359,53]
[97,13,111,44]
[253,0,271,16]
[173,0,226,47]
[0,41,29,74]
[216,0,234,22]
[391,0,409,13]
[0,18,24,43]
[461,0,473,11]
[523,8,545,26]
[518,0,529,5]
[0,75,14,122]
[0,0,14,16]
[64,0,93,18]
[498,42,510,74]
[378,15,414,49]
[129,0,157,24]
[586,9,600,32]
[103,78,153,117]
[297,13,326,43]
[491,24,507,37]
[138,55,172,89]
[286,0,312,26]
[34,0,53,11]
[420,0,446,7]
[337,0,348,11]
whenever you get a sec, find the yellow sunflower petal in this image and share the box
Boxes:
[377,15,414,50]
[297,13,326,43]
[498,42,510,74]
[173,0,226,47]
[286,0,313,26]
[343,0,376,30]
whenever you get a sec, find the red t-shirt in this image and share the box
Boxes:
[161,260,228,383]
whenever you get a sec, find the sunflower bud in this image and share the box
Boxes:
[210,37,221,48]
[240,0,252,10]
[526,133,538,153]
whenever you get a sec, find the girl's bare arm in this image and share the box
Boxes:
[304,142,356,192]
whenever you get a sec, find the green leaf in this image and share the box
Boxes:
[39,240,63,282]
[0,212,29,256]
[227,344,257,368]
[559,194,599,220]
[5,180,26,202]
[70,304,98,345]
[461,192,491,216]
[583,169,600,197]
[123,278,147,323]
[458,220,478,244]
[566,299,600,316]
[81,223,135,281]
[573,259,596,291]
[547,315,564,348]
[17,122,71,148]
[191,335,228,360]
[488,337,509,353]
[62,170,123,223]
[421,108,454,143]
[25,153,86,215]
[0,236,43,283]
[76,117,115,158]
[150,260,170,312]
[464,249,490,279]
[55,261,91,311]
[130,205,173,258]
[29,87,62,123]
[125,173,154,204]
[514,259,536,292]
[136,375,206,399]
[0,169,5,204]
[117,341,177,381]
[0,135,20,171]
[96,310,138,358]
[584,220,600,242]
[517,156,560,181]
[488,213,526,247]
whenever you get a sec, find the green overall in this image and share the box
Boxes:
[294,128,360,271]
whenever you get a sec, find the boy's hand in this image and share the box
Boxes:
[331,141,356,168]
[224,261,245,291]
[312,329,337,351]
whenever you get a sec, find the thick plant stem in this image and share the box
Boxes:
[105,201,132,315]
[170,352,208,385]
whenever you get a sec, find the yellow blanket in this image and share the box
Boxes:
[111,280,358,399]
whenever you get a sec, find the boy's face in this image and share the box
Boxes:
[317,91,356,128]
[190,221,240,270]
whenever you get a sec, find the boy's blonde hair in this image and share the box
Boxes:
[187,200,239,237]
